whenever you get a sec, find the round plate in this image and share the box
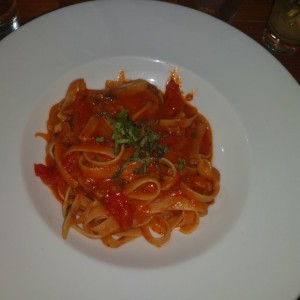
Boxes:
[0,1,299,299]
[22,55,251,267]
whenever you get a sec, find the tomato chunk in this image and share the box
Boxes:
[161,77,184,118]
[34,164,59,186]
[105,191,133,231]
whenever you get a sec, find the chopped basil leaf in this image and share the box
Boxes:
[177,158,186,171]
[110,111,169,177]
[95,137,104,143]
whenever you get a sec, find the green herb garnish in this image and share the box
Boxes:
[176,158,186,171]
[95,137,104,143]
[111,110,139,154]
[110,111,168,176]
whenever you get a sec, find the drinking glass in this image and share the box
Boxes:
[178,0,244,23]
[0,0,19,40]
[262,0,300,55]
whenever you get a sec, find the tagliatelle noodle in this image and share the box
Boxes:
[34,70,220,248]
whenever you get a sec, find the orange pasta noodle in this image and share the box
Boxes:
[34,70,220,248]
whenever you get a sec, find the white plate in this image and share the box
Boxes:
[0,1,299,299]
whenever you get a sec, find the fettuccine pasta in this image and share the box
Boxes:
[34,70,220,248]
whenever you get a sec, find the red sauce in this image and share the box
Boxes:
[104,191,133,231]
[35,73,215,232]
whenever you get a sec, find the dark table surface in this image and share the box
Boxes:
[15,0,300,84]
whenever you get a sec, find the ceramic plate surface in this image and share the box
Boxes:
[0,1,299,299]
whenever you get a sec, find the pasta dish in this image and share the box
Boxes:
[34,71,220,248]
